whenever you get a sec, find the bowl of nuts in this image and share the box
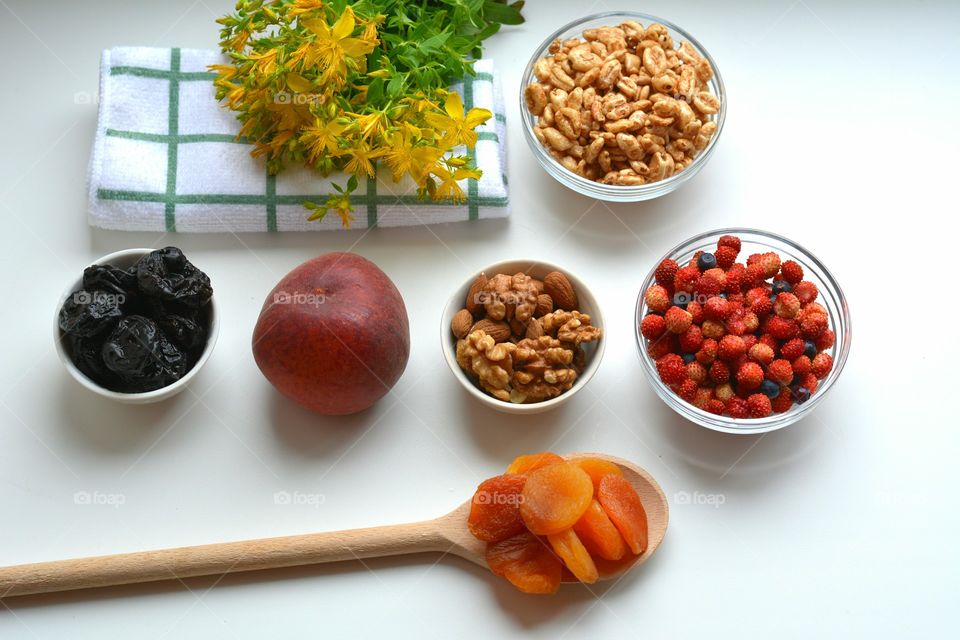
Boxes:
[521,12,725,201]
[442,260,605,414]
[635,229,851,434]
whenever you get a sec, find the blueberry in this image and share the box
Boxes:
[803,341,817,359]
[772,280,792,295]
[682,353,697,364]
[759,379,780,398]
[697,253,717,271]
[769,294,777,304]
[793,386,811,404]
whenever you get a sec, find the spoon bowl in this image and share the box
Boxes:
[0,454,667,597]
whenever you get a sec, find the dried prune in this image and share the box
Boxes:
[136,247,212,309]
[467,474,527,543]
[141,299,207,353]
[101,315,187,391]
[519,462,594,535]
[65,335,120,389]
[58,290,123,338]
[82,264,138,300]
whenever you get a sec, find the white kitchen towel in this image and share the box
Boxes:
[88,47,509,232]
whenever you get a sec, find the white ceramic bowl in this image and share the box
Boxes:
[53,248,219,404]
[441,259,605,415]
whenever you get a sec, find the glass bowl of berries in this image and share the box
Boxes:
[634,229,851,434]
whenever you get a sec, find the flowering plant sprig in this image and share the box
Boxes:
[212,0,524,227]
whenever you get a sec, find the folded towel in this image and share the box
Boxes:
[88,47,509,232]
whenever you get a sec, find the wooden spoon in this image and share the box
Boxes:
[0,454,667,598]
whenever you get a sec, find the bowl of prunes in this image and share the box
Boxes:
[54,247,219,403]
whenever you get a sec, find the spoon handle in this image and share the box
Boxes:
[0,519,449,598]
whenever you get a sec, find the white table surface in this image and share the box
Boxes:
[1,0,956,637]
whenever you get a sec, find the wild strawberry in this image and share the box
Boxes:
[686,300,705,324]
[718,335,746,361]
[645,285,671,312]
[800,372,819,393]
[726,291,745,305]
[746,253,762,266]
[703,268,727,290]
[742,334,758,351]
[758,252,781,278]
[665,306,693,333]
[710,360,730,383]
[701,319,726,339]
[804,302,828,316]
[647,335,677,359]
[677,379,698,402]
[656,353,687,385]
[793,281,818,304]
[767,359,794,386]
[745,263,767,287]
[780,260,803,284]
[771,389,794,413]
[692,387,713,409]
[696,339,718,365]
[791,355,812,377]
[715,383,735,402]
[725,263,746,293]
[695,273,723,296]
[706,399,725,415]
[742,311,760,333]
[717,234,742,253]
[759,333,778,350]
[815,329,836,351]
[687,362,707,384]
[779,338,805,361]
[774,292,801,319]
[688,251,704,269]
[726,397,749,418]
[748,343,775,365]
[726,318,747,336]
[640,314,667,340]
[674,265,701,293]
[751,296,773,316]
[811,352,834,378]
[655,259,679,287]
[715,246,738,269]
[766,316,800,340]
[704,296,730,321]
[745,287,771,307]
[747,393,773,417]
[799,310,827,339]
[737,362,764,390]
[679,325,704,352]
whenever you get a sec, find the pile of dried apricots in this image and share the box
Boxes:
[467,452,648,594]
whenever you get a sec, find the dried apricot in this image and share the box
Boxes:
[467,474,527,543]
[573,499,627,561]
[520,462,594,535]
[505,451,564,475]
[486,530,562,594]
[547,528,599,584]
[597,475,648,555]
[573,457,623,490]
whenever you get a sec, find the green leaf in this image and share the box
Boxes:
[482,0,525,25]
[347,174,359,192]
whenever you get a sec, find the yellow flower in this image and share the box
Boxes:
[341,140,384,177]
[430,164,466,202]
[423,92,492,149]
[302,118,347,160]
[348,109,389,139]
[303,7,377,85]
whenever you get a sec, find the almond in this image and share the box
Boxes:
[531,278,545,294]
[451,308,473,339]
[470,318,511,342]
[465,273,488,316]
[535,294,554,318]
[544,271,578,310]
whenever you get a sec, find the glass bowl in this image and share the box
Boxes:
[634,229,851,434]
[519,11,727,202]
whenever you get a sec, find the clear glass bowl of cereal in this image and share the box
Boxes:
[520,12,726,202]
[634,229,852,434]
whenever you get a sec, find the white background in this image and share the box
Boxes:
[1,0,957,637]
